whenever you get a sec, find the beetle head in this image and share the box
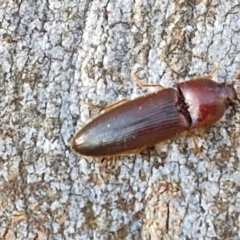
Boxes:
[222,83,239,107]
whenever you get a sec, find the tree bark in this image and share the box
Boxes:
[1,0,240,239]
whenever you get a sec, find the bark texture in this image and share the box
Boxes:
[1,0,240,239]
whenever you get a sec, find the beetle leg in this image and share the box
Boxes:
[100,157,117,168]
[131,70,165,89]
[204,63,221,80]
[192,135,201,154]
[210,63,221,77]
[85,99,129,112]
[191,135,213,164]
[85,102,104,109]
[185,130,213,164]
[194,64,221,81]
[196,128,209,139]
[103,99,129,112]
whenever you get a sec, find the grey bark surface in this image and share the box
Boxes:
[1,0,240,239]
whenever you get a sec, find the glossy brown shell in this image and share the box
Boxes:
[71,89,189,157]
[178,78,237,128]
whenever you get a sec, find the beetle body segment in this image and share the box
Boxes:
[71,89,190,157]
[178,78,237,128]
[71,77,238,157]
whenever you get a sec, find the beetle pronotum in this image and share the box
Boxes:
[71,70,239,158]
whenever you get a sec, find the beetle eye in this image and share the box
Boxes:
[225,98,233,106]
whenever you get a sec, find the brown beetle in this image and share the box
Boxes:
[71,72,238,157]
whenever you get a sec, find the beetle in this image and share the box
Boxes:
[71,71,239,158]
